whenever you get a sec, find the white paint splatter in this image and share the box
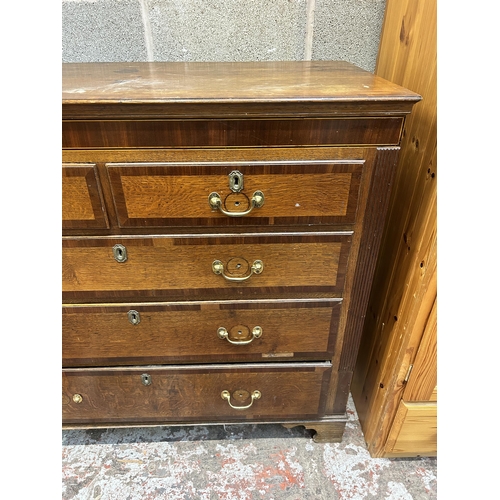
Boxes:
[416,467,437,492]
[323,443,391,499]
[385,481,413,499]
[62,441,209,500]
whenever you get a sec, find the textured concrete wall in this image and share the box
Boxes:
[62,0,386,72]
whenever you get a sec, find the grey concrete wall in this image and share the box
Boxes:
[62,0,385,72]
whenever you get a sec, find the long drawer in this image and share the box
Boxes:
[62,117,404,149]
[106,161,363,227]
[63,299,342,366]
[62,363,332,424]
[62,233,351,302]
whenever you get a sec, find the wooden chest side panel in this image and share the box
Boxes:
[62,300,341,366]
[107,162,363,227]
[62,363,332,423]
[62,118,404,149]
[62,164,109,229]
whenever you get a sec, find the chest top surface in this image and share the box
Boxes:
[62,61,421,116]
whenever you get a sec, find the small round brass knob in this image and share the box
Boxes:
[253,193,263,206]
[72,394,83,404]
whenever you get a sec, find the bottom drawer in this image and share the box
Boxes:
[62,363,331,424]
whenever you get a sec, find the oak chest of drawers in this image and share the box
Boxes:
[62,61,420,442]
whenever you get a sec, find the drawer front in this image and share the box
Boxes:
[63,299,342,367]
[107,161,363,227]
[62,164,109,229]
[62,363,331,424]
[63,117,404,149]
[62,233,351,301]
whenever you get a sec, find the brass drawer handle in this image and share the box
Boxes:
[221,390,261,410]
[212,259,263,282]
[208,191,264,217]
[217,326,263,345]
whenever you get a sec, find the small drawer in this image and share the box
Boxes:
[62,233,351,301]
[63,117,404,149]
[62,362,332,424]
[63,299,342,367]
[106,161,363,227]
[62,164,109,229]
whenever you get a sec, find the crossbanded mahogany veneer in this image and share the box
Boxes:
[62,61,420,442]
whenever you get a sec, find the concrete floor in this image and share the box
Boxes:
[62,395,437,499]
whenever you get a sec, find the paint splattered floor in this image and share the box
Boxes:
[62,395,437,499]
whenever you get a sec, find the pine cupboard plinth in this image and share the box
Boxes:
[62,61,420,441]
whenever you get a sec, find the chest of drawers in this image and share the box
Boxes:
[62,61,420,442]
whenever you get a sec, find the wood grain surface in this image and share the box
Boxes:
[61,147,380,237]
[61,62,420,127]
[384,401,437,457]
[62,61,420,110]
[63,117,404,149]
[62,299,342,366]
[402,296,437,401]
[332,147,401,414]
[107,161,363,227]
[350,0,437,457]
[62,233,351,301]
[62,60,419,438]
[62,164,109,229]
[62,362,332,424]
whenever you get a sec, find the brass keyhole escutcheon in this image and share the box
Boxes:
[228,170,244,192]
[113,244,127,263]
[141,374,152,386]
[128,310,141,325]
